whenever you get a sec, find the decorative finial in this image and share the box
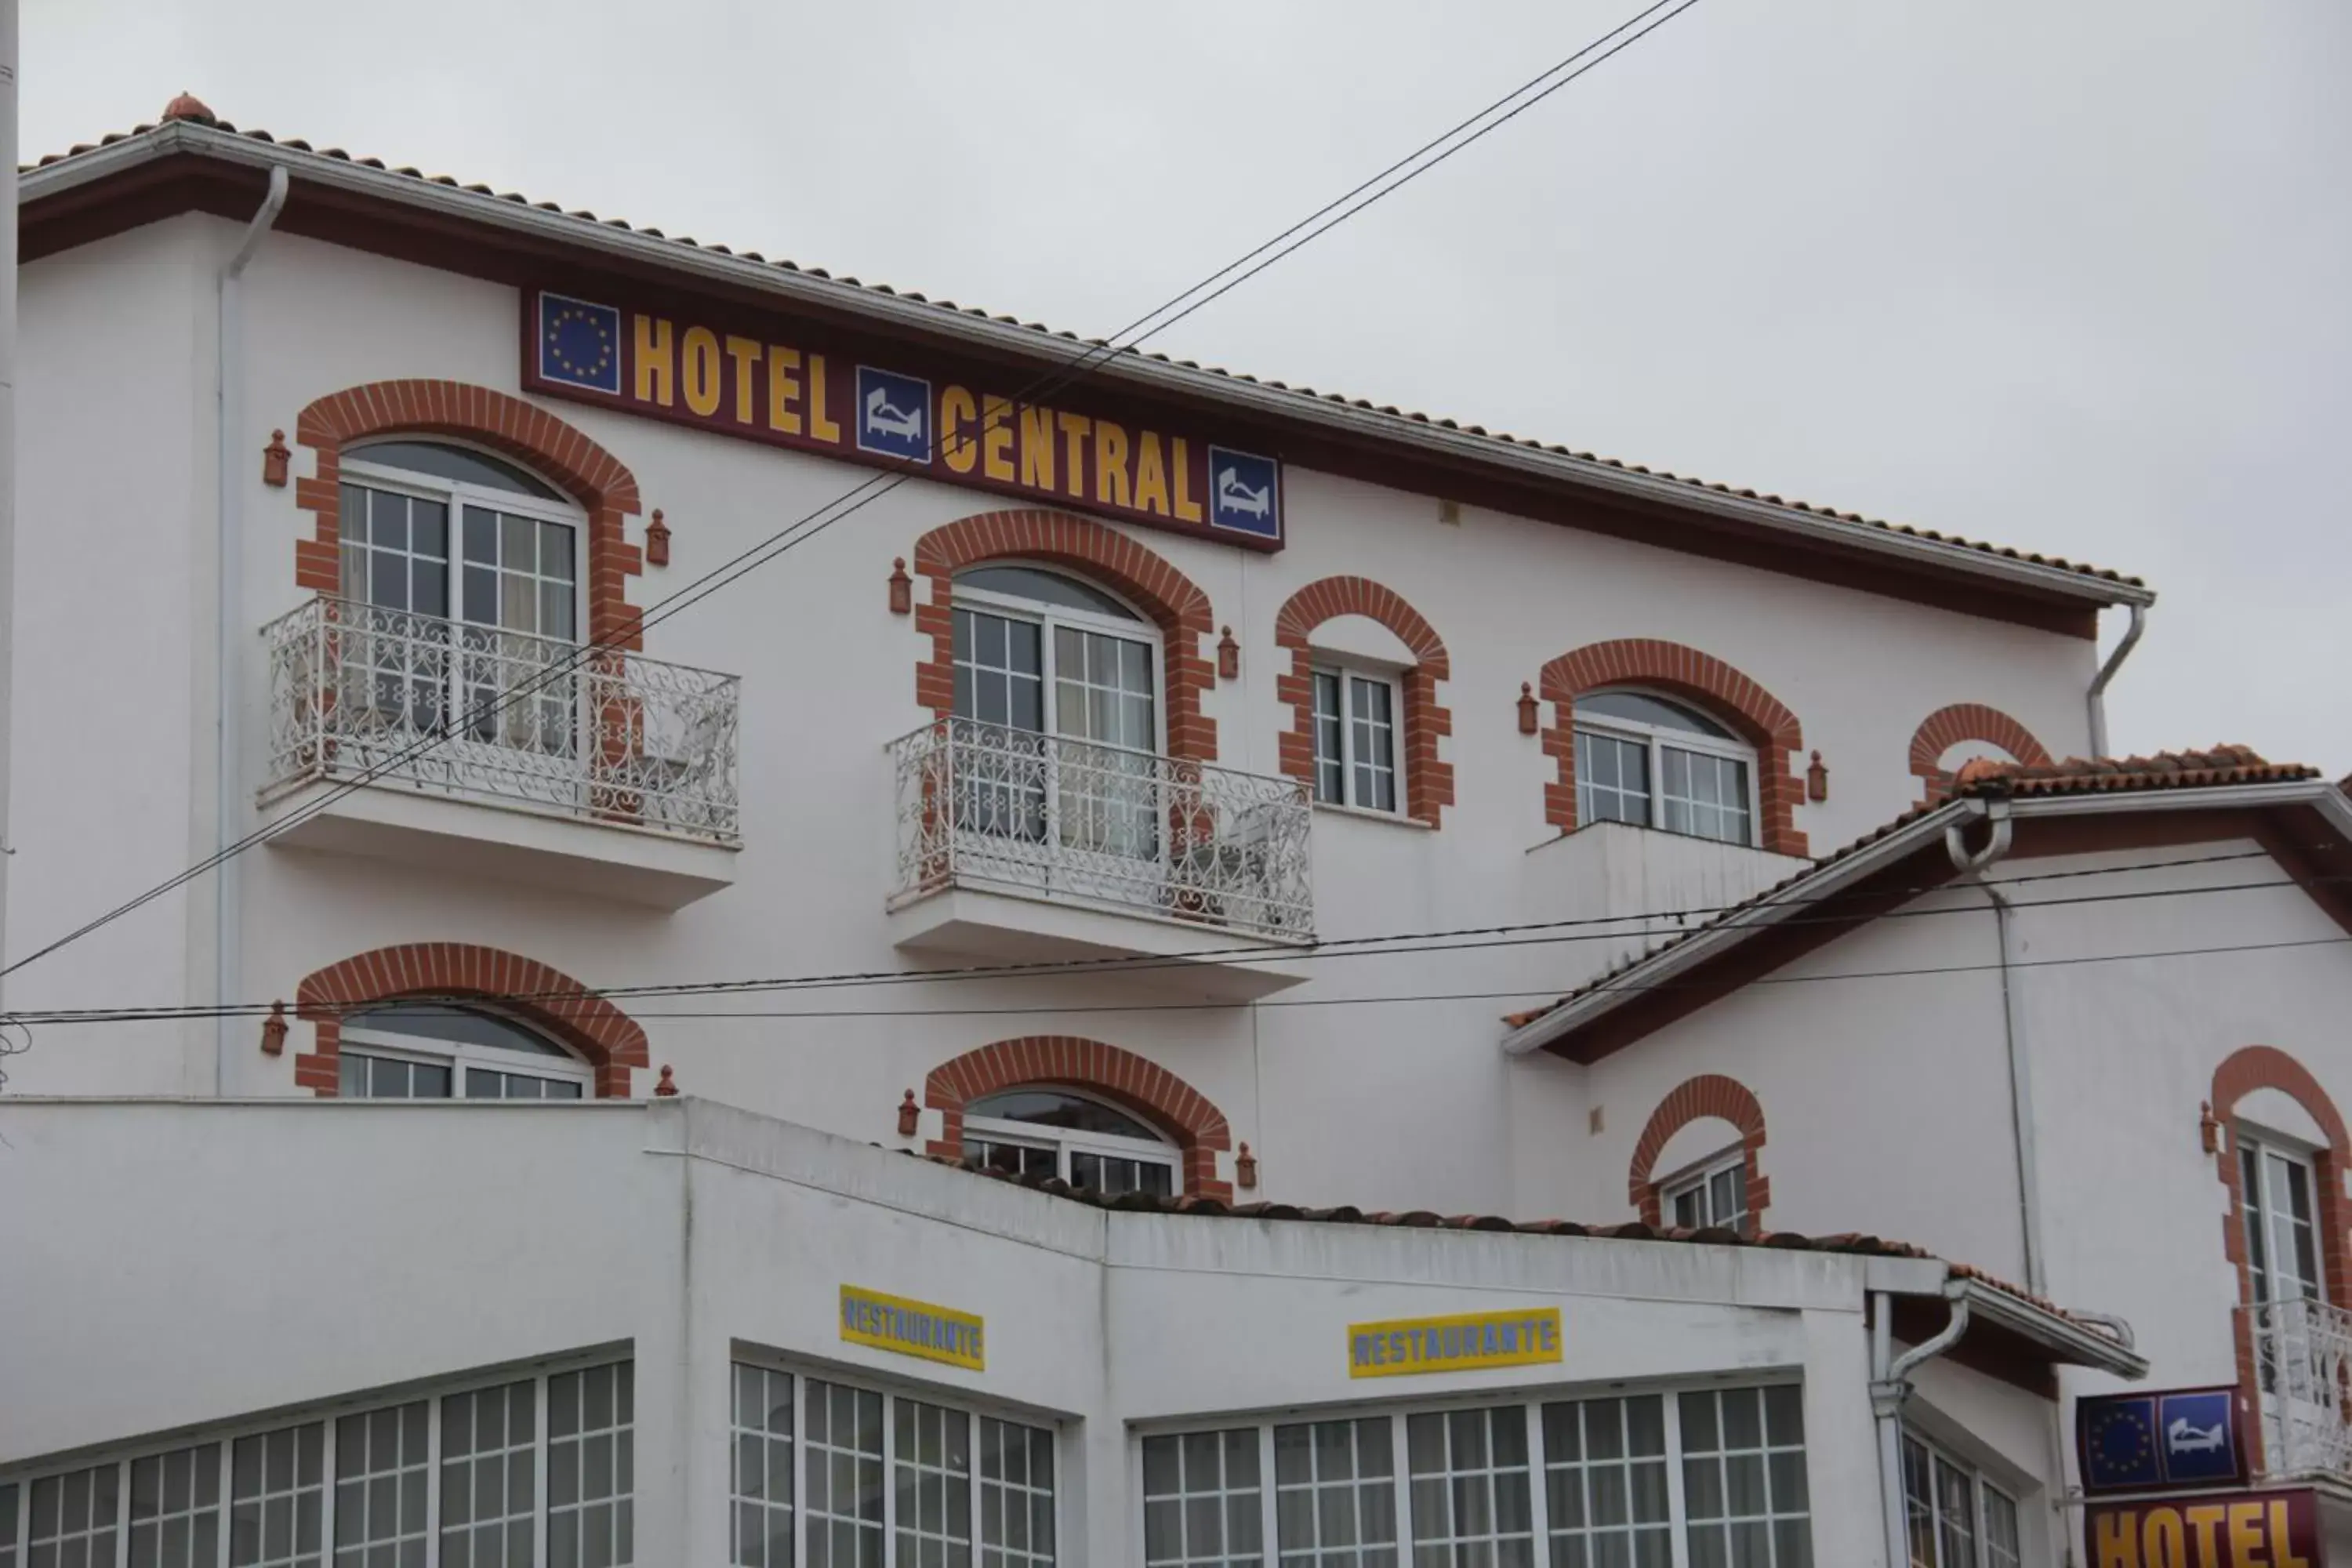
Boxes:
[261,430,290,488]
[1517,682,1540,736]
[161,92,218,126]
[644,509,671,567]
[655,1065,679,1098]
[898,1090,920,1138]
[260,1000,288,1056]
[1218,627,1240,681]
[887,557,913,615]
[1235,1142,1258,1189]
[1806,750,1829,803]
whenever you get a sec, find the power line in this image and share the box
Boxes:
[1,847,2318,1025]
[0,1,1703,987]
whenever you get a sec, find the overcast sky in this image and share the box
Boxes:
[24,1,2352,771]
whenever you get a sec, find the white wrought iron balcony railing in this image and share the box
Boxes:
[263,596,741,844]
[890,717,1314,940]
[2245,1297,2352,1479]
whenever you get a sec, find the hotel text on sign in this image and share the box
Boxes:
[1348,1308,1563,1379]
[839,1285,985,1373]
[2085,1488,2321,1568]
[524,289,1286,550]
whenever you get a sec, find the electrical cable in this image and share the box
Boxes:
[0,0,1702,985]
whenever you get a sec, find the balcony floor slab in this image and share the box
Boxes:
[889,884,1313,1000]
[261,779,737,909]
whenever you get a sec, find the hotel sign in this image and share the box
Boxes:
[1347,1308,1563,1379]
[524,288,1286,550]
[839,1284,985,1372]
[2078,1387,2249,1494]
[2085,1487,2321,1567]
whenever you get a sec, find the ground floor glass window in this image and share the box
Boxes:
[729,1362,1057,1568]
[1144,1386,1808,1568]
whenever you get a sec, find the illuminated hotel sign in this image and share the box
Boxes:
[839,1284,985,1372]
[524,288,1286,550]
[1347,1308,1563,1379]
[2085,1487,2321,1567]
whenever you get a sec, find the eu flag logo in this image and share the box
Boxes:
[539,292,621,395]
[2082,1396,2162,1491]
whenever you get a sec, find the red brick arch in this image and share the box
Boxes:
[1273,576,1454,827]
[292,943,652,1098]
[1909,703,2053,804]
[2212,1046,2352,1469]
[910,509,1218,760]
[1628,1073,1771,1232]
[292,379,645,650]
[924,1036,1234,1200]
[1539,639,1808,856]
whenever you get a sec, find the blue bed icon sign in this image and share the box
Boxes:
[537,292,622,395]
[1208,447,1280,540]
[856,367,931,463]
[2156,1388,2241,1484]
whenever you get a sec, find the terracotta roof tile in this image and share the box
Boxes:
[22,107,2151,594]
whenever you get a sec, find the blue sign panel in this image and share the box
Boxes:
[537,292,621,395]
[855,366,931,464]
[1207,446,1280,539]
[2077,1386,2246,1495]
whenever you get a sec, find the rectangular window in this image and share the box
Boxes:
[1680,1387,1809,1567]
[229,1424,324,1568]
[1404,1406,1534,1566]
[1272,1417,1394,1567]
[733,1365,795,1568]
[8,1368,629,1568]
[1658,747,1753,847]
[339,1052,454,1102]
[1574,730,1652,829]
[129,1443,222,1568]
[1309,667,1401,814]
[1664,1156,1749,1237]
[1543,1396,1670,1567]
[546,1363,633,1568]
[1980,1485,2020,1568]
[1141,1429,1259,1568]
[27,1464,119,1568]
[1904,1434,2028,1568]
[732,1363,1056,1568]
[2242,1138,2322,1305]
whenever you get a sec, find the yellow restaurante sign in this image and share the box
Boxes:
[1348,1308,1563,1379]
[839,1285,985,1373]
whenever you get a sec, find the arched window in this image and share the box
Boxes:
[336,438,588,760]
[963,1087,1180,1196]
[1573,690,1759,846]
[336,1003,593,1100]
[952,564,1163,858]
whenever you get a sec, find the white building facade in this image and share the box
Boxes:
[11,98,2337,1566]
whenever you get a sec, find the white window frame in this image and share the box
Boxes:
[2238,1127,2327,1306]
[339,445,588,642]
[339,1018,595,1102]
[1573,687,1762,848]
[963,1088,1181,1193]
[0,1351,633,1568]
[730,1352,1062,1568]
[1660,1147,1750,1236]
[1901,1429,2024,1568]
[952,568,1167,757]
[1134,1377,1813,1568]
[1308,662,1406,816]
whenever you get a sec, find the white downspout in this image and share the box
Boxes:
[213,164,287,1096]
[1872,1285,1973,1567]
[1944,800,2045,1294]
[2085,604,2146,760]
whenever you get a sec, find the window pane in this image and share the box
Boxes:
[440,1384,532,1568]
[349,442,563,499]
[978,1417,1054,1568]
[1406,1407,1533,1561]
[548,1366,633,1568]
[1546,1398,1669,1567]
[1576,731,1650,828]
[956,565,1139,619]
[1933,1457,1976,1568]
[1575,691,1733,739]
[1142,1430,1253,1568]
[1347,676,1398,813]
[1682,1390,1809,1567]
[801,1381,881,1568]
[1312,671,1345,806]
[1659,747,1751,846]
[965,1091,1164,1143]
[893,1400,971,1568]
[1270,1417,1394,1566]
[1980,1486,2020,1568]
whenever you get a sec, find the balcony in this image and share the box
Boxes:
[2247,1298,2352,1479]
[260,596,741,908]
[887,717,1314,997]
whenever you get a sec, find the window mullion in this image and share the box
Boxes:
[112,1458,128,1568]
[880,1392,898,1568]
[423,1395,442,1568]
[1389,1410,1411,1554]
[1661,1391,1692,1568]
[1256,1425,1277,1568]
[533,1373,550,1568]
[1523,1403,1550,1553]
[322,1416,339,1568]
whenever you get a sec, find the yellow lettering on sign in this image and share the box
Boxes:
[1094,420,1132,510]
[941,387,978,475]
[1171,437,1204,523]
[724,336,762,425]
[1055,412,1093,499]
[682,326,723,417]
[2142,1509,2186,1568]
[2095,1511,2138,1568]
[768,347,804,435]
[2184,1506,2226,1566]
[808,354,844,443]
[1019,405,1058,492]
[633,315,674,406]
[981,396,1016,483]
[2274,1499,2311,1568]
[1133,431,1171,517]
[2228,1501,2267,1566]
